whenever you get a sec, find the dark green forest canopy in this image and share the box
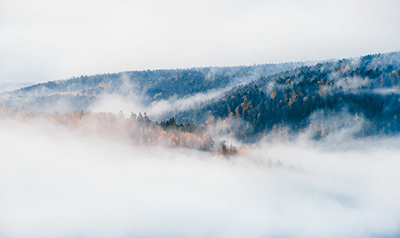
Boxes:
[174,52,400,141]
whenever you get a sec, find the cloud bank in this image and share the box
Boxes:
[0,117,400,237]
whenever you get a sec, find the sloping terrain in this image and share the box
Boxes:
[0,63,304,114]
[175,52,400,141]
[2,52,400,142]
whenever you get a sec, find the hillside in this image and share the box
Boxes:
[2,52,400,142]
[175,52,400,141]
[0,62,304,114]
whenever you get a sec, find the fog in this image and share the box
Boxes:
[1,117,400,238]
[89,86,229,120]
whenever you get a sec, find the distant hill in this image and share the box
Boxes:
[2,52,400,142]
[174,52,400,141]
[0,62,305,113]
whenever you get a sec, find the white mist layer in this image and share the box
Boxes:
[88,86,229,119]
[1,119,400,238]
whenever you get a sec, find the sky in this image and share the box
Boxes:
[1,0,400,86]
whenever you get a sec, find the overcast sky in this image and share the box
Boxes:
[1,0,399,85]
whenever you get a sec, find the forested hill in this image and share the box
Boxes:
[174,52,400,141]
[0,62,304,113]
[2,51,400,142]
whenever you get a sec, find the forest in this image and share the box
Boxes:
[1,52,400,143]
[174,52,400,141]
[0,62,304,113]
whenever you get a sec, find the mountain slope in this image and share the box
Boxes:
[0,63,305,113]
[174,52,400,141]
[3,52,400,142]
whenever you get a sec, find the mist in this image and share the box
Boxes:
[89,86,229,120]
[1,116,400,238]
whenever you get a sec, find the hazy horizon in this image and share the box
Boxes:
[1,0,400,85]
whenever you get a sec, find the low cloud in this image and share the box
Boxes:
[88,94,146,116]
[146,87,227,118]
[0,117,400,237]
[89,86,229,120]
